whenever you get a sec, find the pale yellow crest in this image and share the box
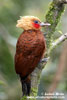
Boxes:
[16,16,41,30]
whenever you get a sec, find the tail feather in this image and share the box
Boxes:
[20,75,31,96]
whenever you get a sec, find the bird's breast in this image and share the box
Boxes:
[15,30,46,77]
[16,30,45,55]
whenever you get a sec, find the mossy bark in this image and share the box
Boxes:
[45,0,65,50]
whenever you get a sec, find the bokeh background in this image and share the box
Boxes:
[0,0,67,100]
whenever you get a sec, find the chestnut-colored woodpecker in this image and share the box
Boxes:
[15,16,50,96]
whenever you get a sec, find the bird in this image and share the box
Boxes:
[15,16,50,96]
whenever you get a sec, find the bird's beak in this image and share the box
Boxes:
[40,22,51,27]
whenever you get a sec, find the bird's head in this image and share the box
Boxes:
[16,16,50,30]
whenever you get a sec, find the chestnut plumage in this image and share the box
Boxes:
[15,16,49,96]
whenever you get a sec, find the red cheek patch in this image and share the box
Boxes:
[33,23,40,29]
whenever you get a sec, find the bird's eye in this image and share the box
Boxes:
[34,20,38,24]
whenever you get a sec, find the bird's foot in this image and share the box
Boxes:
[40,57,50,63]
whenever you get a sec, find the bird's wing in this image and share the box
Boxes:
[15,31,46,78]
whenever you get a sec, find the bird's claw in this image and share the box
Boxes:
[40,57,50,63]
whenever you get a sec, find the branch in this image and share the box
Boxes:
[48,33,67,54]
[52,33,67,48]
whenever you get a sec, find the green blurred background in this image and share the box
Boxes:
[0,0,67,100]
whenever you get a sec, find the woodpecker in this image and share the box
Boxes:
[15,16,50,96]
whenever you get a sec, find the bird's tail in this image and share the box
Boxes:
[20,75,31,96]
